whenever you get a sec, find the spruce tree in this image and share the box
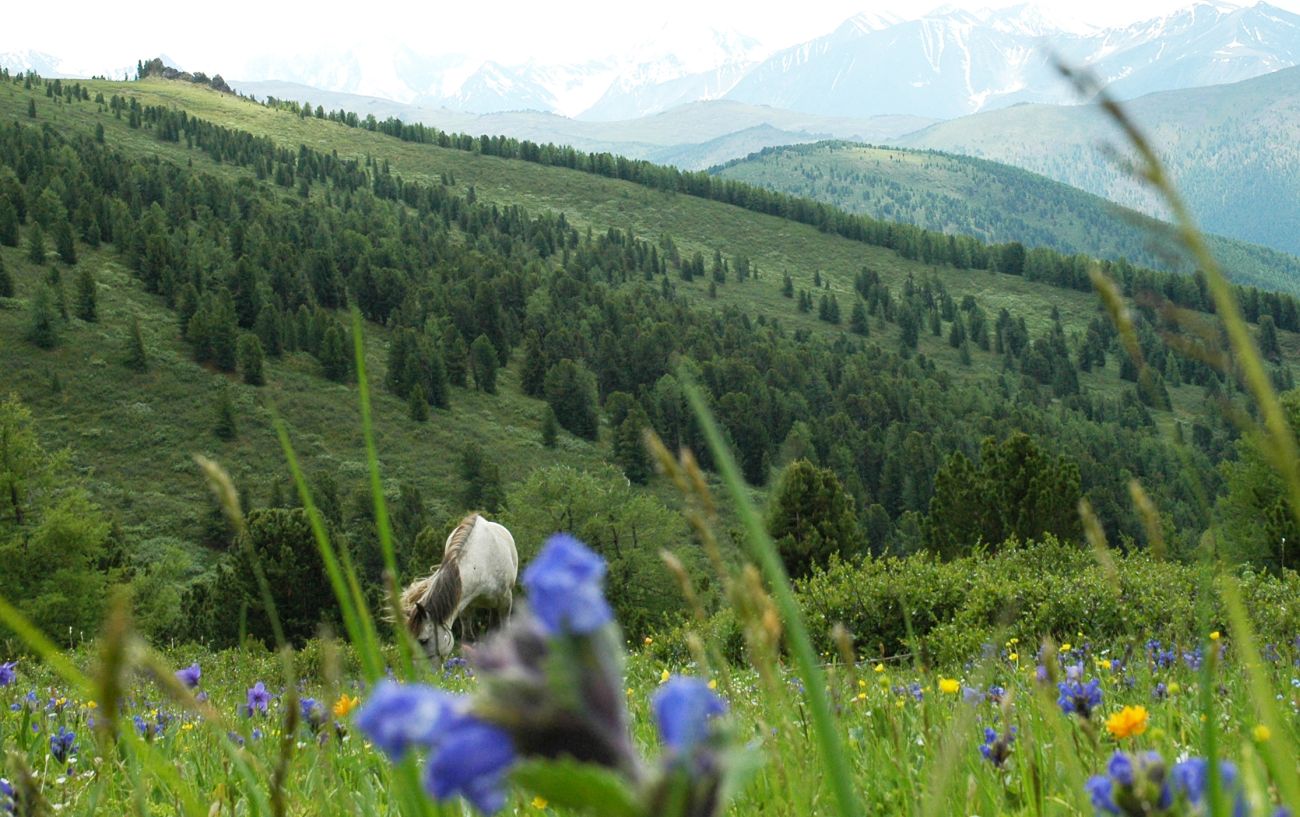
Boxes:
[53,219,76,265]
[469,333,498,394]
[0,254,12,297]
[214,385,237,440]
[408,384,428,422]
[75,267,96,322]
[238,334,265,386]
[850,300,869,336]
[26,223,46,264]
[26,284,59,349]
[544,359,599,440]
[540,405,559,448]
[124,318,147,372]
[45,266,67,320]
[0,199,18,247]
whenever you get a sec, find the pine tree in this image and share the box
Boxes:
[520,333,547,397]
[319,323,350,382]
[540,405,559,448]
[781,272,794,298]
[53,219,76,265]
[544,359,599,440]
[850,300,869,336]
[45,266,67,320]
[238,334,265,386]
[254,305,283,357]
[0,254,12,297]
[0,199,18,247]
[26,223,46,264]
[458,442,505,512]
[124,318,147,372]
[1259,314,1281,362]
[614,410,652,485]
[767,459,861,578]
[469,333,498,394]
[214,385,238,440]
[26,98,35,118]
[75,267,96,322]
[26,284,59,349]
[408,383,428,422]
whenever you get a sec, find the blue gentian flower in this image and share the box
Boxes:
[1171,757,1247,816]
[521,534,612,635]
[424,711,516,815]
[0,662,15,687]
[244,682,271,716]
[300,697,326,730]
[0,776,12,814]
[50,726,76,764]
[175,663,201,689]
[653,676,726,755]
[355,680,454,760]
[979,726,1015,767]
[1057,678,1103,718]
[1183,648,1203,670]
[1086,775,1118,815]
[1152,682,1168,701]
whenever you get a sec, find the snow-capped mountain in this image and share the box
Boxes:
[724,1,1300,119]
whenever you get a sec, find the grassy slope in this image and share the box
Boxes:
[712,140,1300,294]
[1,77,1296,551]
[896,65,1300,257]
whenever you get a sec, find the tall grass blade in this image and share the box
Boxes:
[679,371,862,817]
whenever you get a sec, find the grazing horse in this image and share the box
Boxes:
[400,513,517,661]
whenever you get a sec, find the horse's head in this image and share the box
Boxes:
[412,601,455,661]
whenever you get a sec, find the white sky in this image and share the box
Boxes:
[4,0,1298,75]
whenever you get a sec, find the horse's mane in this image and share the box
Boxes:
[402,514,479,635]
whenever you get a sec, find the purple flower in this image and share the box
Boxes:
[1057,678,1103,718]
[300,698,326,730]
[1171,758,1246,816]
[50,726,76,764]
[175,663,201,689]
[0,662,15,687]
[424,711,516,815]
[1152,682,1168,701]
[521,534,612,636]
[355,680,454,760]
[653,676,726,755]
[0,777,12,815]
[244,682,271,716]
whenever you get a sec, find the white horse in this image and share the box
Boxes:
[400,513,518,661]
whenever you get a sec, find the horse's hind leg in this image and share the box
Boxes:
[497,592,512,630]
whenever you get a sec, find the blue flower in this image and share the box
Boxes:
[0,776,12,814]
[175,663,201,689]
[521,534,612,635]
[0,662,15,688]
[1086,775,1119,815]
[979,726,1015,767]
[1171,758,1247,816]
[424,711,516,815]
[244,682,271,716]
[300,697,326,730]
[1057,678,1103,718]
[1107,752,1134,787]
[50,726,76,764]
[653,676,726,755]
[355,680,455,760]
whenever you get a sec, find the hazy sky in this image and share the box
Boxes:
[4,0,1296,74]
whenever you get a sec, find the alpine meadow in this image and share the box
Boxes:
[2,3,1300,814]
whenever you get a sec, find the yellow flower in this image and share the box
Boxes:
[858,679,867,688]
[181,722,195,732]
[532,796,549,809]
[1166,682,1180,695]
[643,636,653,646]
[1106,705,1150,739]
[1210,631,1221,641]
[626,687,634,697]
[1253,724,1272,742]
[707,679,717,690]
[1008,653,1019,662]
[332,694,360,719]
[660,669,670,684]
[1008,637,1019,645]
[938,678,961,695]
[85,701,97,710]
[855,692,867,702]
[1060,643,1072,654]
[874,663,885,673]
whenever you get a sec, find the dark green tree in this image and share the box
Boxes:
[53,218,76,265]
[75,267,96,322]
[0,254,12,297]
[1258,314,1281,362]
[26,284,59,349]
[124,318,147,372]
[238,333,265,386]
[214,385,237,440]
[458,442,505,513]
[26,98,35,118]
[544,359,599,440]
[469,333,499,394]
[850,300,869,336]
[0,199,18,246]
[408,383,429,422]
[319,323,350,382]
[613,407,652,485]
[540,405,559,448]
[26,223,46,264]
[767,459,862,578]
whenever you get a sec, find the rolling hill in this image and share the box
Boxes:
[712,141,1300,294]
[2,72,1296,617]
[897,64,1300,256]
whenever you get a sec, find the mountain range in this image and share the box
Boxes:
[7,2,1300,121]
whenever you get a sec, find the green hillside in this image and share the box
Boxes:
[2,71,1299,646]
[897,65,1300,258]
[712,140,1300,294]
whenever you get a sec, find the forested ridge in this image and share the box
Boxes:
[710,140,1300,295]
[0,69,1296,645]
